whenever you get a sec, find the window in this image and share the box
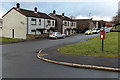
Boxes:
[39,19,41,25]
[71,22,74,26]
[73,22,76,26]
[47,20,51,26]
[52,21,54,26]
[31,19,36,25]
[68,22,69,26]
[64,22,67,26]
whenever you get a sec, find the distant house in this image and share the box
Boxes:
[2,3,55,39]
[105,22,114,27]
[49,10,77,36]
[75,19,95,32]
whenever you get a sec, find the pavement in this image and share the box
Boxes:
[37,37,120,71]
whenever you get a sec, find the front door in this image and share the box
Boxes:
[12,29,14,38]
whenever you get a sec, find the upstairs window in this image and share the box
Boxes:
[73,22,76,26]
[68,22,69,26]
[52,21,54,26]
[31,19,36,25]
[39,19,41,25]
[47,20,51,26]
[71,22,74,26]
[64,22,67,26]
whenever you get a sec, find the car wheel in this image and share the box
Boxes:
[63,36,65,39]
[55,37,57,40]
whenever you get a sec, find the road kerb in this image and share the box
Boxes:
[37,50,120,72]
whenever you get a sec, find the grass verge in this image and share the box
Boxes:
[0,37,25,42]
[58,32,119,57]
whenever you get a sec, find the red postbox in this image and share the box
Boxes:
[100,30,105,40]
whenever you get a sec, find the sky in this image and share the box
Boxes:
[0,0,120,21]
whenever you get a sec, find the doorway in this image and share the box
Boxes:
[12,29,14,38]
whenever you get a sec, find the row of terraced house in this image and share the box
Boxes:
[2,3,78,39]
[3,3,103,39]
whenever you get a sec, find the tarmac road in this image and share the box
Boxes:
[1,34,119,78]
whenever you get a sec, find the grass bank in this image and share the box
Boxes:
[0,37,25,42]
[58,32,119,57]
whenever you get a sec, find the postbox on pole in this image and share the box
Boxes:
[100,29,105,52]
[100,30,105,40]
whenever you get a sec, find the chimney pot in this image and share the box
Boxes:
[53,10,56,14]
[62,13,64,16]
[34,7,37,12]
[16,3,20,9]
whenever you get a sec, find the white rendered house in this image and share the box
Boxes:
[2,3,55,39]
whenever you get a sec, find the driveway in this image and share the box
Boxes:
[1,34,119,78]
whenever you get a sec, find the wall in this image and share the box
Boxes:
[2,9,27,39]
[28,17,45,35]
[28,17,55,34]
[44,19,55,33]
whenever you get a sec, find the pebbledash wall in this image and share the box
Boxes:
[62,20,76,35]
[27,17,55,35]
[2,9,27,39]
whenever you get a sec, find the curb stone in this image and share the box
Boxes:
[37,50,120,72]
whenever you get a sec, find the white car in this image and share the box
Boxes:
[49,32,65,39]
[92,28,100,34]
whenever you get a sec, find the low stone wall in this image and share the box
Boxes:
[27,33,49,39]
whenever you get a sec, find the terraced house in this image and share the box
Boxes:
[2,3,55,39]
[49,10,77,36]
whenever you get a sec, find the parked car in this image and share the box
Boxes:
[85,30,93,35]
[100,27,112,33]
[91,28,100,34]
[49,32,65,39]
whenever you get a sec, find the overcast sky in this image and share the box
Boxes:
[0,0,120,21]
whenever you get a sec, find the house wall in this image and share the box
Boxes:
[2,9,27,39]
[49,14,63,33]
[62,20,71,35]
[70,21,76,29]
[44,19,55,33]
[55,18,62,33]
[63,20,77,35]
[28,17,55,34]
[28,17,45,35]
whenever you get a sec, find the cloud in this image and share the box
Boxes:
[76,15,112,21]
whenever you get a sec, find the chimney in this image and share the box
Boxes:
[62,13,64,16]
[34,7,37,13]
[16,3,20,9]
[53,10,56,14]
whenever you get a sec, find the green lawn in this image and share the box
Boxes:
[112,25,120,30]
[0,37,25,42]
[58,32,120,57]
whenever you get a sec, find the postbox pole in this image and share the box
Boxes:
[102,40,104,52]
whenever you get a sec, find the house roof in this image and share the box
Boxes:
[49,13,72,21]
[2,7,54,20]
[75,19,91,21]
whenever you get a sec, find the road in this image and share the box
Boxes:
[1,34,119,78]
